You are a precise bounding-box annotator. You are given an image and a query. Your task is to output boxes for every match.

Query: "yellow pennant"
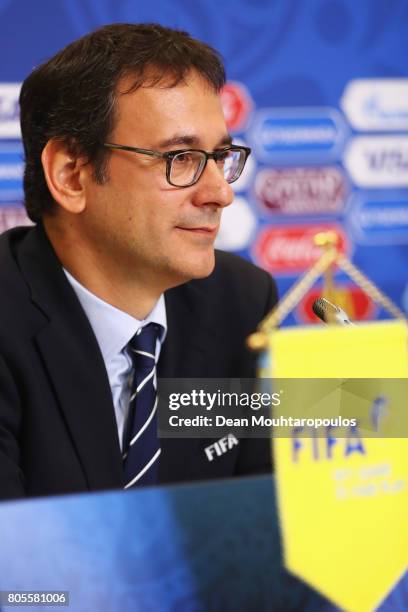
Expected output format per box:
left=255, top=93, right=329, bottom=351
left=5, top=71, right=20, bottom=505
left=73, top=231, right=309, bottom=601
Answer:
left=266, top=320, right=408, bottom=612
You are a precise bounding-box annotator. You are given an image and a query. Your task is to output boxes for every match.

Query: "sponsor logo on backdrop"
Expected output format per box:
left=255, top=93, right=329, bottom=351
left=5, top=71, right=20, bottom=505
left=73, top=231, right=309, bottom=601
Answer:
left=0, top=84, right=21, bottom=138
left=253, top=223, right=350, bottom=275
left=215, top=196, right=257, bottom=251
left=249, top=107, right=348, bottom=163
left=296, top=285, right=376, bottom=324
left=0, top=205, right=32, bottom=232
left=254, top=166, right=347, bottom=215
left=348, top=194, right=408, bottom=245
left=341, top=79, right=408, bottom=132
left=344, top=136, right=408, bottom=188
left=0, top=146, right=24, bottom=201
left=220, top=81, right=253, bottom=133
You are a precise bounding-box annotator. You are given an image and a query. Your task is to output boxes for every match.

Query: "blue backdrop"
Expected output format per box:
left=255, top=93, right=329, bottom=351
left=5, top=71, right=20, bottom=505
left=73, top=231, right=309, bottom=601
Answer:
left=0, top=0, right=407, bottom=324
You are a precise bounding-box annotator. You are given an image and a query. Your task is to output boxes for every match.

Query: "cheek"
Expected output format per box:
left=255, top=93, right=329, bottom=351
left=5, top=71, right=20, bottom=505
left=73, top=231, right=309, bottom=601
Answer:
left=124, top=202, right=174, bottom=250
left=103, top=164, right=185, bottom=237
left=128, top=191, right=185, bottom=234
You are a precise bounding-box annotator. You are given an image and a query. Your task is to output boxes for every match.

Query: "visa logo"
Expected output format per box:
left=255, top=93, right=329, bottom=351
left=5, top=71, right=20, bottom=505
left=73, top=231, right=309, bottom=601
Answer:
left=365, top=149, right=408, bottom=172
left=344, top=136, right=408, bottom=187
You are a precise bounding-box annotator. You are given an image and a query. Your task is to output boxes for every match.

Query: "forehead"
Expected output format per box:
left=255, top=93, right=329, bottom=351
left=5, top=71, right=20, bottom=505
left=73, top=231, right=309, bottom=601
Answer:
left=112, top=71, right=228, bottom=147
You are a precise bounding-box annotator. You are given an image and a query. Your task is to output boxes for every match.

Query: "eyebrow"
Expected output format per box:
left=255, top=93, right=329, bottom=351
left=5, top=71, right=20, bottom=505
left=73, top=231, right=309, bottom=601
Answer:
left=156, top=133, right=233, bottom=149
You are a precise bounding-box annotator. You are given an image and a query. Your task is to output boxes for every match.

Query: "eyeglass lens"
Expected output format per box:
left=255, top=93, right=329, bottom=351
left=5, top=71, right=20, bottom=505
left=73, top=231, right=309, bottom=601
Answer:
left=169, top=149, right=245, bottom=186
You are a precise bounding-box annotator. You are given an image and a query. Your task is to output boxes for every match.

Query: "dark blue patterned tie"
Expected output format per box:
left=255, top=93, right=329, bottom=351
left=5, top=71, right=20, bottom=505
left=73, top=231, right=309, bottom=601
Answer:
left=122, top=323, right=163, bottom=488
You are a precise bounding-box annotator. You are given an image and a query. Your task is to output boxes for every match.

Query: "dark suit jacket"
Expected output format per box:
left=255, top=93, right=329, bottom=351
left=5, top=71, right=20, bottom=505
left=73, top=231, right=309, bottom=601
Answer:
left=0, top=224, right=278, bottom=500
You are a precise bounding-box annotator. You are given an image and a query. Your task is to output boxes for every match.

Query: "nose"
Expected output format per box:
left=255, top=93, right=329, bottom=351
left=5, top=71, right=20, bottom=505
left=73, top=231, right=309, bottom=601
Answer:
left=192, top=158, right=234, bottom=208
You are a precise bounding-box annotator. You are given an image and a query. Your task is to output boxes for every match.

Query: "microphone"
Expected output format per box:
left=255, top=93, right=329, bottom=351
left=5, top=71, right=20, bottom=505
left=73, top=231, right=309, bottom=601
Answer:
left=312, top=297, right=354, bottom=325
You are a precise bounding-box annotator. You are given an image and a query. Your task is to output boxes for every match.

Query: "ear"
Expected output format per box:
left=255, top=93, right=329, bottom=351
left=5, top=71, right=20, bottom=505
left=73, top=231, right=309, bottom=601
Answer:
left=41, top=139, right=90, bottom=214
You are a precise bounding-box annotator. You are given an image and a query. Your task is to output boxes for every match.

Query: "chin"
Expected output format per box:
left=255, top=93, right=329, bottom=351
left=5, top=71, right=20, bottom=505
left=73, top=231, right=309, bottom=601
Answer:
left=171, top=251, right=216, bottom=283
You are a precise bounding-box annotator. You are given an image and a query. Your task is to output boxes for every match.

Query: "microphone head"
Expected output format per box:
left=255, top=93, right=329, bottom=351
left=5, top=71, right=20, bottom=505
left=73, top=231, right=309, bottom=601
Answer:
left=312, top=297, right=353, bottom=325
left=312, top=297, right=339, bottom=322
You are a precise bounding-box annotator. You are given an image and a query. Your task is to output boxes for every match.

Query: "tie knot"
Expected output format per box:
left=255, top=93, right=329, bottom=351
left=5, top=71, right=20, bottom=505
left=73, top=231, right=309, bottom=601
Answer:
left=129, top=323, right=163, bottom=367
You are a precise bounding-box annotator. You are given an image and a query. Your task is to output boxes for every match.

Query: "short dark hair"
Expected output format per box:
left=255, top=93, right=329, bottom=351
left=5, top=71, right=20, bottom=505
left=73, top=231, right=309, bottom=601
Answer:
left=19, top=23, right=226, bottom=222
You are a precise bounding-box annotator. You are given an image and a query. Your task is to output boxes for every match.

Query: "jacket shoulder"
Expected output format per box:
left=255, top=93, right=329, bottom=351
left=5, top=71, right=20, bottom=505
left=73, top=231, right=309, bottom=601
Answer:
left=0, top=226, right=31, bottom=282
left=206, top=249, right=277, bottom=308
left=214, top=249, right=273, bottom=285
left=0, top=226, right=36, bottom=326
left=184, top=249, right=278, bottom=327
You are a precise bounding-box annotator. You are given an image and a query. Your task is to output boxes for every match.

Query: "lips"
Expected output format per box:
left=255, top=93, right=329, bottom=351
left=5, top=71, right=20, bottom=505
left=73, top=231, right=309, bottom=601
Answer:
left=175, top=226, right=218, bottom=234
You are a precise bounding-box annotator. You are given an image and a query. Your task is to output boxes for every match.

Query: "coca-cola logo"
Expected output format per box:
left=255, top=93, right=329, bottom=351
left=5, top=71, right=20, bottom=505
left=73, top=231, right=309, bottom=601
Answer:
left=253, top=223, right=350, bottom=275
left=255, top=167, right=347, bottom=215
left=296, top=286, right=377, bottom=323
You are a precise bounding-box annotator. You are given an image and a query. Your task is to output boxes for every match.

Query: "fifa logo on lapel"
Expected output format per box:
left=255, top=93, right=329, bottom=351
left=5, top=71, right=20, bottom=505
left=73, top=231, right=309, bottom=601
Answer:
left=204, top=434, right=239, bottom=461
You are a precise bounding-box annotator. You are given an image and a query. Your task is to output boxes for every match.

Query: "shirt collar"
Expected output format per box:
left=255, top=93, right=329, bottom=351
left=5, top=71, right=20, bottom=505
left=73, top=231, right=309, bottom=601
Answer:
left=63, top=269, right=167, bottom=362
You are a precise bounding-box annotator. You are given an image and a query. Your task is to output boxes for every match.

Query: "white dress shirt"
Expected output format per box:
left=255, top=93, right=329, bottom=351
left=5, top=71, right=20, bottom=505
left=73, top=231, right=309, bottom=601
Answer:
left=64, top=269, right=167, bottom=450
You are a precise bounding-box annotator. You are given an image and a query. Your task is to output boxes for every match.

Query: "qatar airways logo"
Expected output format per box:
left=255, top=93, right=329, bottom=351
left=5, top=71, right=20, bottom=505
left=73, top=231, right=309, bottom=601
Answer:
left=253, top=223, right=350, bottom=275
left=254, top=166, right=347, bottom=215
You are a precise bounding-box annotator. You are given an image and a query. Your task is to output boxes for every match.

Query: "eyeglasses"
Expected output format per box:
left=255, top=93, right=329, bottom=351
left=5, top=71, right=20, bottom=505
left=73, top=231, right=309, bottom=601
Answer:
left=103, top=142, right=251, bottom=187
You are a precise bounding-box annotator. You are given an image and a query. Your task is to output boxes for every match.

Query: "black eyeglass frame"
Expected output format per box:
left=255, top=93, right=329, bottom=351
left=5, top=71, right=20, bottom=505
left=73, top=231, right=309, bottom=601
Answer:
left=103, top=142, right=251, bottom=187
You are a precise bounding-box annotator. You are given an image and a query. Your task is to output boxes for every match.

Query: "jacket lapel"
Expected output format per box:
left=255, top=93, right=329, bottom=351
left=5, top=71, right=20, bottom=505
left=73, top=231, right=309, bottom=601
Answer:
left=157, top=283, right=215, bottom=483
left=17, top=225, right=123, bottom=490
left=158, top=284, right=211, bottom=379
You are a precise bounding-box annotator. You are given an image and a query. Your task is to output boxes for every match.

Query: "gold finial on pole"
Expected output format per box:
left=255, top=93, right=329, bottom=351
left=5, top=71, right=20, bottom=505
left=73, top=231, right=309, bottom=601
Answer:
left=247, top=331, right=269, bottom=351
left=314, top=231, right=339, bottom=318
left=314, top=230, right=338, bottom=249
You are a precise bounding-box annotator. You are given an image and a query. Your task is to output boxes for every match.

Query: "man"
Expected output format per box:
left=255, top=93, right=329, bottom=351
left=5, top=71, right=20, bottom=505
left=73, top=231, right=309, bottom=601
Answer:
left=0, top=23, right=277, bottom=500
